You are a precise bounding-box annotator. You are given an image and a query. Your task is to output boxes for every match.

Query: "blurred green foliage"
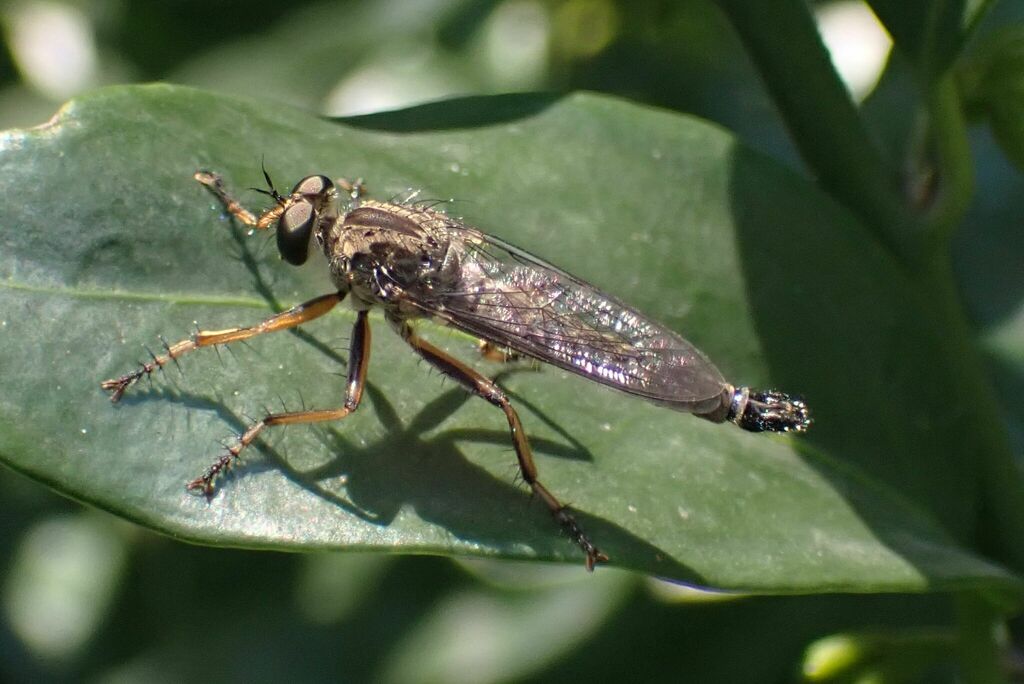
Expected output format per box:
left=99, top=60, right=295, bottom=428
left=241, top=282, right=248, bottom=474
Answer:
left=1, top=0, right=1023, bottom=682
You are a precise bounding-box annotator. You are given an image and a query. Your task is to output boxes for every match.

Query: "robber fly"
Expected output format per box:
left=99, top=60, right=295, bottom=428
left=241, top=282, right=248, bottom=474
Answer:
left=101, top=169, right=811, bottom=570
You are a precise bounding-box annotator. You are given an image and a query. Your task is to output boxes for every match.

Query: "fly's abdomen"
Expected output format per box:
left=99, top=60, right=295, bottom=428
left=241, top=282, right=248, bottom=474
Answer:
left=440, top=259, right=730, bottom=412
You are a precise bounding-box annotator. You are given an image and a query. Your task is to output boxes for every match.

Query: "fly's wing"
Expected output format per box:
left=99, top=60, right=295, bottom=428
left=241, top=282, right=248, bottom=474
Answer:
left=402, top=223, right=729, bottom=413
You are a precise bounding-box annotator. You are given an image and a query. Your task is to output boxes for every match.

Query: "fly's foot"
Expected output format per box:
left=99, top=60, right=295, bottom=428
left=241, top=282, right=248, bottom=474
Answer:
left=186, top=451, right=237, bottom=498
left=553, top=505, right=608, bottom=571
left=186, top=419, right=266, bottom=496
left=186, top=456, right=228, bottom=498
left=101, top=357, right=162, bottom=402
left=101, top=337, right=195, bottom=402
left=100, top=371, right=143, bottom=402
left=193, top=170, right=223, bottom=189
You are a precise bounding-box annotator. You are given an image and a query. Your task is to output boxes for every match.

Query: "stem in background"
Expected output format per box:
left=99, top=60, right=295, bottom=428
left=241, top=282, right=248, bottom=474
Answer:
left=913, top=73, right=1024, bottom=575
left=954, top=594, right=1005, bottom=683
left=923, top=250, right=1024, bottom=574
left=923, top=74, right=974, bottom=250
left=715, top=0, right=917, bottom=263
left=719, top=0, right=1024, bottom=575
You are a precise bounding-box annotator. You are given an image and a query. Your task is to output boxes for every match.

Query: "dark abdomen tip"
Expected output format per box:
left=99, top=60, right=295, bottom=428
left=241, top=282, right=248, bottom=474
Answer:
left=729, top=388, right=811, bottom=433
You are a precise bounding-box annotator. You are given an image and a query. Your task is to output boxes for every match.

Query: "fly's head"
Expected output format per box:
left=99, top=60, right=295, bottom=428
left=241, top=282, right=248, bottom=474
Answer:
left=270, top=175, right=338, bottom=266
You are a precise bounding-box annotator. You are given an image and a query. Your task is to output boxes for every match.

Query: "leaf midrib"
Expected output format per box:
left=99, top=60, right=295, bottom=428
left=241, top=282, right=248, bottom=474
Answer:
left=1, top=278, right=269, bottom=309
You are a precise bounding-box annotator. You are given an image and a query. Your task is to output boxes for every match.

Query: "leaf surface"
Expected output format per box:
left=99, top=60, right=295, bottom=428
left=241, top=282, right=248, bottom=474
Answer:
left=0, top=85, right=1017, bottom=597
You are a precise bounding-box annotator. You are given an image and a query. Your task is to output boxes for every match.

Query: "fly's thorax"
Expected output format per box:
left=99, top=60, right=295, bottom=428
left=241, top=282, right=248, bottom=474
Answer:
left=326, top=200, right=462, bottom=306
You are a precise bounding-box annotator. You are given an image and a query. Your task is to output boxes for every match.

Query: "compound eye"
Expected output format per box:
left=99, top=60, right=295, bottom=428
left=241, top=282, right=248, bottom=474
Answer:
left=276, top=199, right=315, bottom=265
left=291, top=175, right=333, bottom=197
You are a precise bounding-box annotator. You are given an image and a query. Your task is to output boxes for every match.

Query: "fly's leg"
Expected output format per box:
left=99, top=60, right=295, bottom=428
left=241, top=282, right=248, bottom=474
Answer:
left=194, top=170, right=286, bottom=230
left=337, top=177, right=367, bottom=203
left=186, top=309, right=372, bottom=495
left=100, top=293, right=344, bottom=401
left=477, top=340, right=525, bottom=363
left=195, top=170, right=366, bottom=223
left=390, top=315, right=608, bottom=570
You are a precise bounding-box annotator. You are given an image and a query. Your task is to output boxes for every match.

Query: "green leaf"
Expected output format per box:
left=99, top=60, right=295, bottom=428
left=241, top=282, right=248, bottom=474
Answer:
left=959, top=25, right=1024, bottom=172
left=868, top=0, right=995, bottom=80
left=980, top=310, right=1024, bottom=456
left=0, top=84, right=1019, bottom=598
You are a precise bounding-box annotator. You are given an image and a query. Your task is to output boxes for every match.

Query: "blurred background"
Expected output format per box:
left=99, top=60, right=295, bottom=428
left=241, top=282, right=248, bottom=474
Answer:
left=1, top=0, right=1022, bottom=681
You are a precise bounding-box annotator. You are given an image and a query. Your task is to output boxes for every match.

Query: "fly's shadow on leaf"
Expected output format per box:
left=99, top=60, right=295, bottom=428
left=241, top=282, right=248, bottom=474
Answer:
left=127, top=373, right=700, bottom=580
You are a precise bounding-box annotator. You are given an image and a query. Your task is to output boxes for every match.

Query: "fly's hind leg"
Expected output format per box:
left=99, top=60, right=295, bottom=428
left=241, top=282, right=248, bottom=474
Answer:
left=390, top=315, right=608, bottom=570
left=187, top=309, right=372, bottom=495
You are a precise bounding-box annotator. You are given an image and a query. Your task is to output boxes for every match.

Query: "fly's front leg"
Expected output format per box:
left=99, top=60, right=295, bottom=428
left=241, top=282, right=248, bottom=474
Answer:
left=100, top=293, right=343, bottom=401
left=389, top=315, right=608, bottom=570
left=194, top=170, right=285, bottom=230
left=187, top=309, right=372, bottom=495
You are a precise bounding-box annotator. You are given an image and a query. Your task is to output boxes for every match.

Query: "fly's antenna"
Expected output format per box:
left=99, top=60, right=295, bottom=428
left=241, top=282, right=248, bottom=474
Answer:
left=727, top=387, right=811, bottom=433
left=251, top=156, right=284, bottom=203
